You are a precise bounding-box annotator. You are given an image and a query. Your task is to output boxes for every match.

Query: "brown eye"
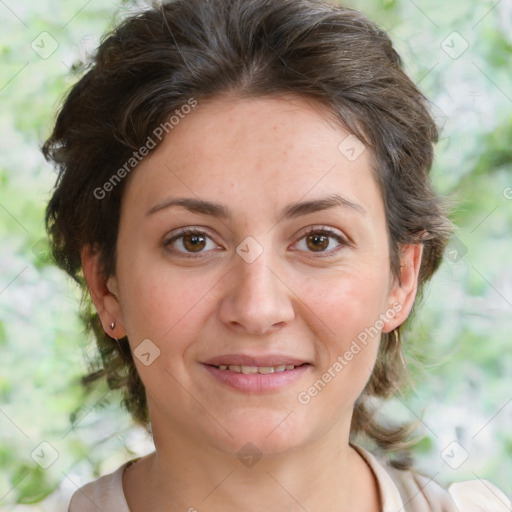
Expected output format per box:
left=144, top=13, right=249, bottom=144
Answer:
left=294, top=227, right=347, bottom=256
left=163, top=228, right=219, bottom=257
left=306, top=233, right=330, bottom=252
left=182, top=233, right=207, bottom=252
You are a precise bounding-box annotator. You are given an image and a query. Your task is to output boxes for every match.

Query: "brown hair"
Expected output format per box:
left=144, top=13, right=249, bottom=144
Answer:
left=43, top=0, right=452, bottom=461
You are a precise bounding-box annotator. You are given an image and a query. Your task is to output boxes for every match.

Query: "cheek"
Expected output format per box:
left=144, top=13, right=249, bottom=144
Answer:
left=297, top=268, right=391, bottom=341
left=295, top=269, right=388, bottom=397
left=118, top=260, right=217, bottom=346
left=118, top=266, right=219, bottom=394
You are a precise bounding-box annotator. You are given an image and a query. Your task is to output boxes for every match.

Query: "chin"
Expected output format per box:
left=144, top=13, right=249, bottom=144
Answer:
left=207, top=410, right=313, bottom=457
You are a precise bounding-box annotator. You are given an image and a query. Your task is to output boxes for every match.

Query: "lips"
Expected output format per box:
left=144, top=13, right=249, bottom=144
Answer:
left=202, top=360, right=311, bottom=393
left=200, top=353, right=312, bottom=393
left=202, top=354, right=310, bottom=367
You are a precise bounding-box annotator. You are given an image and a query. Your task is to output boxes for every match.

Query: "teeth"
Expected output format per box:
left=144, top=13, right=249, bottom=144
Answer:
left=216, top=364, right=299, bottom=374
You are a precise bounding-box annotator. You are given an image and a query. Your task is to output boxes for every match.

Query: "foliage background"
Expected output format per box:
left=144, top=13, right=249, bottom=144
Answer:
left=1, top=0, right=511, bottom=509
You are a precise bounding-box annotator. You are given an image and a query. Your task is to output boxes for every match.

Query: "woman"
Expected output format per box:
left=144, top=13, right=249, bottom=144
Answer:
left=42, top=0, right=510, bottom=510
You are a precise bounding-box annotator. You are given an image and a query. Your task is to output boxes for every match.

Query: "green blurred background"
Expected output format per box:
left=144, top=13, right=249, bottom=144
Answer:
left=1, top=0, right=511, bottom=509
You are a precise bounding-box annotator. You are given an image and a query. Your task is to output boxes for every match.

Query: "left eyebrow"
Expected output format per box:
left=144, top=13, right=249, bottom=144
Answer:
left=281, top=193, right=366, bottom=219
left=146, top=193, right=366, bottom=219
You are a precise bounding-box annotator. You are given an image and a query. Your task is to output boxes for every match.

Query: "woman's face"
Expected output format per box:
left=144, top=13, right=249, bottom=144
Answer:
left=98, top=94, right=420, bottom=456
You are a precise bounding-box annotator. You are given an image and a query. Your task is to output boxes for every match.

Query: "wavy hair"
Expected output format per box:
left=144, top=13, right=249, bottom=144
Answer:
left=43, top=0, right=452, bottom=463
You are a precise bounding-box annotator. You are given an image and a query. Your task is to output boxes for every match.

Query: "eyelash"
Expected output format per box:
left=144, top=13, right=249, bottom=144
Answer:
left=163, top=226, right=348, bottom=259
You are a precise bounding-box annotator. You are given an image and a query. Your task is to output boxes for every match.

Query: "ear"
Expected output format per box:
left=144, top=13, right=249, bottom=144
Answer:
left=81, top=245, right=126, bottom=339
left=382, top=243, right=424, bottom=333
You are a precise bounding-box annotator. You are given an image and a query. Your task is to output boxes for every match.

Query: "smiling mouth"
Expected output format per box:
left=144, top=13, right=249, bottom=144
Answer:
left=207, top=363, right=310, bottom=374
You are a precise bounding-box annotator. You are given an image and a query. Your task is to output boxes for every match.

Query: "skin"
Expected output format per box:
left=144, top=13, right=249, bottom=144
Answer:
left=82, top=94, right=423, bottom=512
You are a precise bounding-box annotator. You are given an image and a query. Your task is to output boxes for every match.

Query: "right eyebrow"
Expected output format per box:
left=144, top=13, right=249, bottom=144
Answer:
left=146, top=193, right=366, bottom=219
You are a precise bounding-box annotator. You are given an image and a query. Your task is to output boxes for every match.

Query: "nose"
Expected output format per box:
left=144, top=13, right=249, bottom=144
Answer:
left=217, top=248, right=295, bottom=336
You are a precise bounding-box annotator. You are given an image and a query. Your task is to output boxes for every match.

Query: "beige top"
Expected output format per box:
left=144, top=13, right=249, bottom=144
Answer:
left=68, top=446, right=511, bottom=511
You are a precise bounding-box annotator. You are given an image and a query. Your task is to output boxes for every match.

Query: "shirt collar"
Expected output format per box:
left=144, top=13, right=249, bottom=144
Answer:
left=352, top=444, right=405, bottom=512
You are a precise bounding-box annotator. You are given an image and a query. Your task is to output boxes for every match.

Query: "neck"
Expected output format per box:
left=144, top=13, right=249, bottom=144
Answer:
left=124, top=421, right=380, bottom=512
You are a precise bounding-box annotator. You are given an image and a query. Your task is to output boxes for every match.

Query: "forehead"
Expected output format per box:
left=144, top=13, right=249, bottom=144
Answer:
left=122, top=94, right=382, bottom=220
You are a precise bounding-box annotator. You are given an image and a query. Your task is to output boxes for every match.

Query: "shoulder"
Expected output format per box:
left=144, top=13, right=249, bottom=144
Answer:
left=389, top=465, right=510, bottom=512
left=354, top=445, right=511, bottom=512
left=385, top=463, right=458, bottom=512
left=67, top=460, right=136, bottom=512
left=447, top=479, right=512, bottom=512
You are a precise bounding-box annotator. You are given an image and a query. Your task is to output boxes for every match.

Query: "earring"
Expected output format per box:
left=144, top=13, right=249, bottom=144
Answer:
left=107, top=320, right=129, bottom=358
